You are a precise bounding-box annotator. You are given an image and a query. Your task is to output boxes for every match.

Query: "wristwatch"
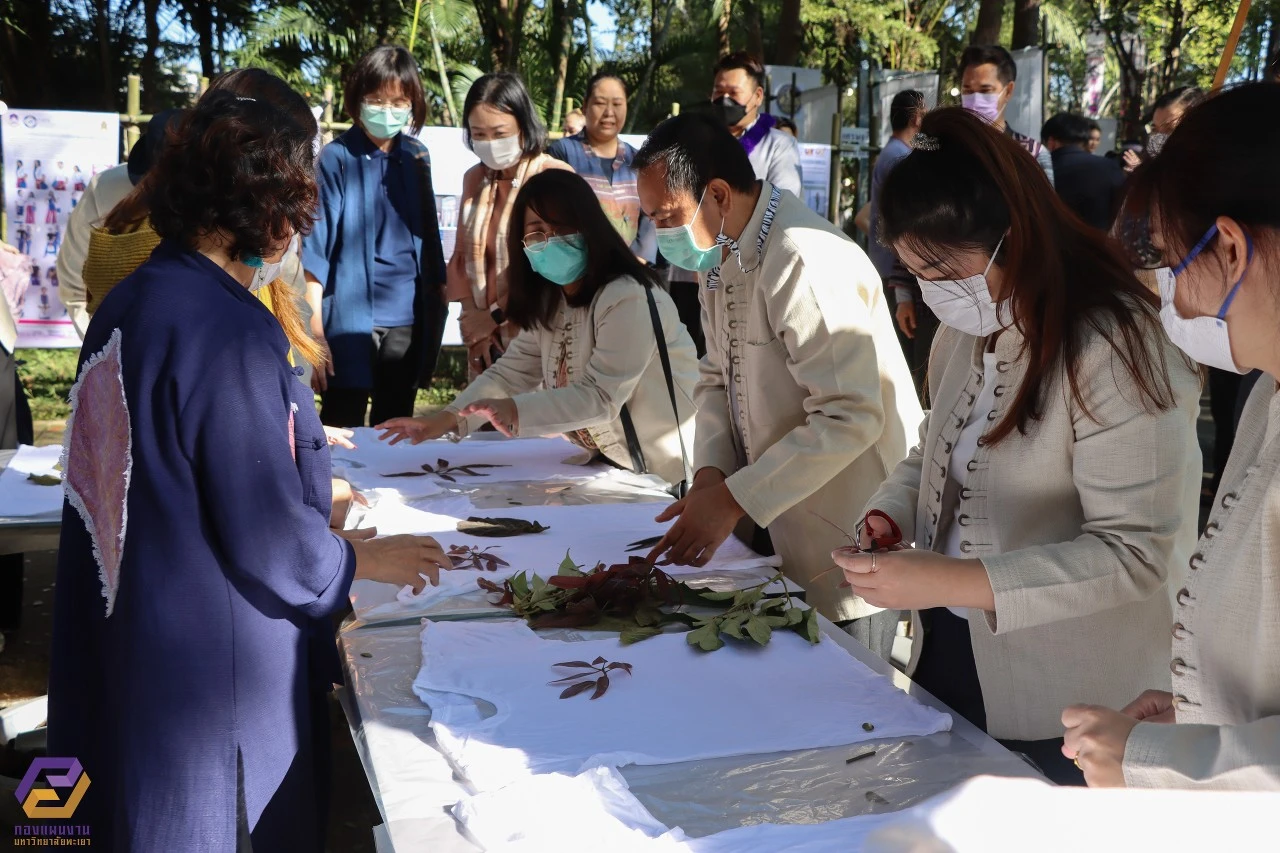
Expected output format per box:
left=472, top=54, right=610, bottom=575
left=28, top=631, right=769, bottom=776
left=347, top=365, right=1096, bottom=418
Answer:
left=490, top=307, right=506, bottom=326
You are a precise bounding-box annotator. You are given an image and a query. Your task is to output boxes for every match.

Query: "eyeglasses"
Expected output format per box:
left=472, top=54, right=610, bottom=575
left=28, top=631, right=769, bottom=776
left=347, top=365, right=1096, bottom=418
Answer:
left=522, top=230, right=554, bottom=252
left=363, top=97, right=412, bottom=110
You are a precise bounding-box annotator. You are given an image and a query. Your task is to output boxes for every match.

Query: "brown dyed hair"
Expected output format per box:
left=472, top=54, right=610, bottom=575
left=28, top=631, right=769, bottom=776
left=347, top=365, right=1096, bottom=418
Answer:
left=878, top=107, right=1177, bottom=444
left=106, top=70, right=324, bottom=367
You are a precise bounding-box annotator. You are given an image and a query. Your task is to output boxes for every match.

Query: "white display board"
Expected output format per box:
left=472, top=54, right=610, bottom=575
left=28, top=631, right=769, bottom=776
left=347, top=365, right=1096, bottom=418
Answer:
left=1006, top=48, right=1045, bottom=143
left=2, top=109, right=119, bottom=348
left=797, top=143, right=832, bottom=217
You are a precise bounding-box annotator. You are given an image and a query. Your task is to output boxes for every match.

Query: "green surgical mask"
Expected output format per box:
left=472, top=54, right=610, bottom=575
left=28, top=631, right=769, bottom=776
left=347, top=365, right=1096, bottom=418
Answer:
left=524, top=234, right=588, bottom=285
left=361, top=104, right=411, bottom=140
left=655, top=189, right=723, bottom=273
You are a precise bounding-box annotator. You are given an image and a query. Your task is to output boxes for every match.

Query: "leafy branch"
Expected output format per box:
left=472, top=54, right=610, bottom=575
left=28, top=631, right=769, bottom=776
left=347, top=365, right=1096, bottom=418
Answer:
left=457, top=517, right=550, bottom=537
left=446, top=544, right=510, bottom=571
left=549, top=656, right=633, bottom=700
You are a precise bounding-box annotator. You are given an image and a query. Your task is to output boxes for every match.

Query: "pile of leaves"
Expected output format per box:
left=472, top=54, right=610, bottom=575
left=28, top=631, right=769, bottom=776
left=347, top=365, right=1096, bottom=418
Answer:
left=478, top=554, right=820, bottom=652
left=384, top=458, right=509, bottom=482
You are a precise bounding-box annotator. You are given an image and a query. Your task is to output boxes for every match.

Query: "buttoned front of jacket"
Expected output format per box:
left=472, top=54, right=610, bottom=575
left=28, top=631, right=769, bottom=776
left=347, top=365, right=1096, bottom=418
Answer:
left=865, top=314, right=1203, bottom=740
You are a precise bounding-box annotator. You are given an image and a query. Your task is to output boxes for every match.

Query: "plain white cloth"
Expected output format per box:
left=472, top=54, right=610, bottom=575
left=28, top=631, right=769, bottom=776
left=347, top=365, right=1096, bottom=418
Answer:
left=333, top=430, right=606, bottom=497
left=0, top=445, right=64, bottom=517
left=414, top=620, right=952, bottom=792
left=943, top=351, right=1000, bottom=618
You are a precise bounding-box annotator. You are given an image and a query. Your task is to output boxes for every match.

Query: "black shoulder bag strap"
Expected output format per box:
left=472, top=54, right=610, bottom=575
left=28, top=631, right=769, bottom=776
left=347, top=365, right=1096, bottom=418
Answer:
left=618, top=286, right=690, bottom=498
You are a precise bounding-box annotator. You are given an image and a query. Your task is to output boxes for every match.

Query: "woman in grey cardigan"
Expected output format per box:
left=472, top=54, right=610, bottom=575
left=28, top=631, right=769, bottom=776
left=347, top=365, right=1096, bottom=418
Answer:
left=833, top=109, right=1203, bottom=784
left=1063, top=84, right=1280, bottom=790
left=378, top=170, right=696, bottom=489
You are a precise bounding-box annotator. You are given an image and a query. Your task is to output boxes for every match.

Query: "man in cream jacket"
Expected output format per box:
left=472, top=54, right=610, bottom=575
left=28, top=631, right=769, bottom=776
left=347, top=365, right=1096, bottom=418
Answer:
left=636, top=114, right=923, bottom=656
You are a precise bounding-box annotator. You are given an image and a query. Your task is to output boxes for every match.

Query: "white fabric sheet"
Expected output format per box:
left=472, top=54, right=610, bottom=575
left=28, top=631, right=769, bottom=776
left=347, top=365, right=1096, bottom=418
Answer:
left=332, top=431, right=606, bottom=497
left=414, top=620, right=952, bottom=792
left=350, top=499, right=782, bottom=623
left=0, top=445, right=64, bottom=518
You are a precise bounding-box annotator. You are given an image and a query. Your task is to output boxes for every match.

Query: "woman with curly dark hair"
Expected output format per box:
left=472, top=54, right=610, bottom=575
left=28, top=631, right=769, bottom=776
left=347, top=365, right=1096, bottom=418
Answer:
left=46, top=78, right=453, bottom=851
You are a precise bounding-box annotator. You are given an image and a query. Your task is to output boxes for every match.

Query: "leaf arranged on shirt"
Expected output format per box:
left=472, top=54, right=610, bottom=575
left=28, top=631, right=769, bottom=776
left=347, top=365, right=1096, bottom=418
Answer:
left=457, top=516, right=551, bottom=537
left=447, top=544, right=510, bottom=572
left=550, top=657, right=634, bottom=701
left=478, top=554, right=819, bottom=652
left=411, top=459, right=512, bottom=483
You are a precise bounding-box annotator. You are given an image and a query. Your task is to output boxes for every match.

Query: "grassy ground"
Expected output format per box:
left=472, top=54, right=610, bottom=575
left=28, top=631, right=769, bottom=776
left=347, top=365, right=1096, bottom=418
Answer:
left=17, top=345, right=470, bottom=422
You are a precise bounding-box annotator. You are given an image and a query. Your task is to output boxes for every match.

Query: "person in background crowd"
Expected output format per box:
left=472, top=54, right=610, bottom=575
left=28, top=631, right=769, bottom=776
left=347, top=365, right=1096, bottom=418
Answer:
left=47, top=81, right=454, bottom=851
left=837, top=108, right=1202, bottom=785
left=379, top=170, right=697, bottom=488
left=0, top=244, right=32, bottom=645
left=636, top=114, right=922, bottom=660
left=1041, top=112, right=1125, bottom=231
left=56, top=109, right=182, bottom=338
left=669, top=52, right=805, bottom=358
left=959, top=45, right=1054, bottom=186
left=305, top=46, right=448, bottom=428
left=1062, top=84, right=1280, bottom=791
left=447, top=72, right=573, bottom=379
left=563, top=108, right=586, bottom=138
left=1087, top=120, right=1103, bottom=153
left=548, top=73, right=657, bottom=263
left=775, top=116, right=798, bottom=137
left=1124, top=86, right=1203, bottom=172
left=870, top=89, right=937, bottom=399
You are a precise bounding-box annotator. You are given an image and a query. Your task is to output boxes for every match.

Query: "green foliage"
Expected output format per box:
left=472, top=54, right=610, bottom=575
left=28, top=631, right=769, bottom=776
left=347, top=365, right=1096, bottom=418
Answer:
left=16, top=348, right=77, bottom=423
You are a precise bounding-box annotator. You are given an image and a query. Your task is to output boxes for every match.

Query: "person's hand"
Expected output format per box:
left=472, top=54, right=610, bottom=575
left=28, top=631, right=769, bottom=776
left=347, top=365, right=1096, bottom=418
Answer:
left=376, top=411, right=460, bottom=446
left=311, top=342, right=334, bottom=393
left=460, top=308, right=498, bottom=348
left=1120, top=689, right=1176, bottom=724
left=1061, top=704, right=1140, bottom=787
left=352, top=534, right=454, bottom=593
left=459, top=397, right=518, bottom=437
left=0, top=242, right=18, bottom=255
left=336, top=526, right=377, bottom=542
left=834, top=548, right=978, bottom=610
left=468, top=338, right=503, bottom=373
left=646, top=468, right=744, bottom=567
left=324, top=426, right=356, bottom=450
left=896, top=301, right=917, bottom=339
left=1123, top=149, right=1142, bottom=173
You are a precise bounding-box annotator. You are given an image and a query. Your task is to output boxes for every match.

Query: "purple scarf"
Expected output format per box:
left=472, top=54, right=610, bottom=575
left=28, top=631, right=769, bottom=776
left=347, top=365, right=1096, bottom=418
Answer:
left=739, top=113, right=777, bottom=157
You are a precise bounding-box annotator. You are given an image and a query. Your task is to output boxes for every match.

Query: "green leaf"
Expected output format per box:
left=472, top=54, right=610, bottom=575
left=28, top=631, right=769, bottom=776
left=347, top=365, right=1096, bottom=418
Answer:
left=785, top=607, right=806, bottom=626
left=745, top=615, right=772, bottom=645
left=760, top=597, right=788, bottom=612
left=633, top=603, right=663, bottom=627
left=734, top=588, right=764, bottom=607
left=619, top=626, right=663, bottom=645
left=557, top=551, right=583, bottom=576
left=686, top=623, right=724, bottom=652
left=720, top=613, right=747, bottom=639
left=801, top=609, right=821, bottom=644
left=763, top=614, right=790, bottom=628
left=697, top=631, right=725, bottom=652
left=509, top=573, right=530, bottom=598
left=695, top=589, right=738, bottom=602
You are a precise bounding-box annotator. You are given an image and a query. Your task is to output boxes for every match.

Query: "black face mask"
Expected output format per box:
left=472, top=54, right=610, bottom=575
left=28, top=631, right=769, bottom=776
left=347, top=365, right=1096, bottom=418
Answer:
left=710, top=95, right=748, bottom=128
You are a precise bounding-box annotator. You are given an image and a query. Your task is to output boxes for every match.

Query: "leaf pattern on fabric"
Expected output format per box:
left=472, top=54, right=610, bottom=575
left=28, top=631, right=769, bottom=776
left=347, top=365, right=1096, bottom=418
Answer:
left=288, top=403, right=298, bottom=462
left=62, top=328, right=133, bottom=618
left=553, top=326, right=598, bottom=452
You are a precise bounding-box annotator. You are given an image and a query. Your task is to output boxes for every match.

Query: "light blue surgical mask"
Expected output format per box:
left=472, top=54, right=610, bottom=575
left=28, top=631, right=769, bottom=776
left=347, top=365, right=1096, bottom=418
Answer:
left=361, top=104, right=412, bottom=140
left=524, top=234, right=588, bottom=286
left=656, top=190, right=723, bottom=273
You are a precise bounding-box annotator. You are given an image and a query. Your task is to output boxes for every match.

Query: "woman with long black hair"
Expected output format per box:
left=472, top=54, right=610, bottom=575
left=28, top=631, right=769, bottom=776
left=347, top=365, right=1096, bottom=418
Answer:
left=833, top=108, right=1203, bottom=784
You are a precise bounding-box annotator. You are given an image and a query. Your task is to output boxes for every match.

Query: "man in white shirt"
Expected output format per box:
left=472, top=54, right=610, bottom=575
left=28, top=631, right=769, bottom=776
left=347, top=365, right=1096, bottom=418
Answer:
left=636, top=114, right=922, bottom=658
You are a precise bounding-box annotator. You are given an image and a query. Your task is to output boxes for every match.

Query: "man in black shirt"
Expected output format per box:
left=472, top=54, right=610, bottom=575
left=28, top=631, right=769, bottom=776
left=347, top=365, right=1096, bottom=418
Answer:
left=1041, top=112, right=1126, bottom=231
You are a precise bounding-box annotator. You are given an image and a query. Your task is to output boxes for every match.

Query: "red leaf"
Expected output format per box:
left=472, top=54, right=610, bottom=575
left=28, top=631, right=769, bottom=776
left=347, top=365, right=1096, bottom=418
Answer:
left=590, top=675, right=610, bottom=700
left=604, top=662, right=633, bottom=675
left=559, top=680, right=595, bottom=699
left=591, top=656, right=607, bottom=665
left=547, top=575, right=589, bottom=589
left=549, top=674, right=596, bottom=685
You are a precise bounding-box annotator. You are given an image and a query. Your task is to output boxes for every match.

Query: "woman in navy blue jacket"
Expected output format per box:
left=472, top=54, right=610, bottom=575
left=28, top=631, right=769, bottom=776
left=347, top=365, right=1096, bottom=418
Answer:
left=48, top=78, right=452, bottom=851
left=303, top=46, right=448, bottom=428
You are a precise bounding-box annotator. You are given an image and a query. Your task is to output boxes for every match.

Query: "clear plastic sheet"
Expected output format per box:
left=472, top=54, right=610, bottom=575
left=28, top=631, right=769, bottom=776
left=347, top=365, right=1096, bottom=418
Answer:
left=339, top=619, right=1042, bottom=850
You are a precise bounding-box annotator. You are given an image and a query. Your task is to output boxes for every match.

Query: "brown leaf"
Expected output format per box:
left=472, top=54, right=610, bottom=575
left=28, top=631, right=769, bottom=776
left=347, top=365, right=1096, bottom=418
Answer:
left=591, top=656, right=607, bottom=665
left=439, top=474, right=457, bottom=483
left=559, top=680, right=596, bottom=699
left=603, top=662, right=633, bottom=675
left=549, top=674, right=597, bottom=684
left=438, top=459, right=449, bottom=470
left=384, top=471, right=429, bottom=478
left=553, top=661, right=597, bottom=668
left=590, top=675, right=610, bottom=700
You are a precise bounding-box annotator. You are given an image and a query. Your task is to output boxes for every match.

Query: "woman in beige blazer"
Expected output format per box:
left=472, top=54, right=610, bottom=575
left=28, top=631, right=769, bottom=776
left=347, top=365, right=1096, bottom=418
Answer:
left=379, top=170, right=697, bottom=488
left=833, top=109, right=1203, bottom=784
left=1062, top=84, right=1280, bottom=790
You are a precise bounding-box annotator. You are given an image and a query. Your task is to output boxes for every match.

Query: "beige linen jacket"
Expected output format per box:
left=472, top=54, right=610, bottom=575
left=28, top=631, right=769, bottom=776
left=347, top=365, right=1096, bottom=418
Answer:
left=864, top=316, right=1203, bottom=740
left=57, top=164, right=133, bottom=338
left=447, top=275, right=697, bottom=487
left=1124, top=378, right=1280, bottom=790
left=697, top=183, right=923, bottom=622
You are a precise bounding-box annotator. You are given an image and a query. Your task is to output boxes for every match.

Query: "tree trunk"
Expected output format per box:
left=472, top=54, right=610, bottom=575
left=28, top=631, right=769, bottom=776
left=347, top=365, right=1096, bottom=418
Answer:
left=583, top=0, right=596, bottom=73
left=1011, top=0, right=1040, bottom=49
left=745, top=0, right=763, bottom=59
left=189, top=0, right=216, bottom=79
left=96, top=0, right=113, bottom=108
left=140, top=0, right=161, bottom=110
left=549, top=0, right=573, bottom=131
left=972, top=0, right=1005, bottom=45
left=472, top=0, right=531, bottom=70
left=718, top=0, right=732, bottom=57
left=627, top=0, right=677, bottom=131
left=775, top=0, right=802, bottom=64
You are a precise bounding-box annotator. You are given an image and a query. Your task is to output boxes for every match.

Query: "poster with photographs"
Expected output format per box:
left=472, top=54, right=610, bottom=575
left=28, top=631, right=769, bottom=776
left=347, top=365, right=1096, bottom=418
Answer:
left=2, top=109, right=119, bottom=348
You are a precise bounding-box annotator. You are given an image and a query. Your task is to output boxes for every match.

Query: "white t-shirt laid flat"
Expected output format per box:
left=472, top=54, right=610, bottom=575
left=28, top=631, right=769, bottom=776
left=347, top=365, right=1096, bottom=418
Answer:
left=943, top=351, right=1001, bottom=619
left=413, top=619, right=952, bottom=792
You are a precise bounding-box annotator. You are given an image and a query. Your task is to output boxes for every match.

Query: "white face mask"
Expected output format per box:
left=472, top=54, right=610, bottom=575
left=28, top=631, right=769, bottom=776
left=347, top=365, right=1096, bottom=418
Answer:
left=915, top=235, right=1008, bottom=338
left=472, top=135, right=523, bottom=171
left=1156, top=229, right=1250, bottom=374
left=250, top=235, right=297, bottom=292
